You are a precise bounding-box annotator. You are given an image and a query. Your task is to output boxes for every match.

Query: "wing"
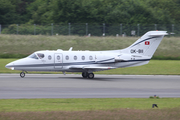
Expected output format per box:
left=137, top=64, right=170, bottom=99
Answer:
left=69, top=66, right=116, bottom=70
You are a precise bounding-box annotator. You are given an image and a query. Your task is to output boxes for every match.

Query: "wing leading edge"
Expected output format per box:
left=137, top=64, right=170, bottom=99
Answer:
left=69, top=66, right=116, bottom=70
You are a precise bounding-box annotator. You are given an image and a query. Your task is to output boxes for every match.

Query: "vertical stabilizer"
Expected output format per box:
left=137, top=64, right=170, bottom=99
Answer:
left=121, top=31, right=168, bottom=58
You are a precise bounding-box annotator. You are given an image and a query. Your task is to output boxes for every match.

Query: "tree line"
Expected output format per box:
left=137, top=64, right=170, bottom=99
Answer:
left=0, top=0, right=180, bottom=25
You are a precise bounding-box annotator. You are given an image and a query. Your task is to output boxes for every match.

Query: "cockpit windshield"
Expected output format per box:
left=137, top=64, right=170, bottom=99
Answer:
left=28, top=53, right=38, bottom=59
left=37, top=53, right=45, bottom=59
left=28, top=53, right=45, bottom=59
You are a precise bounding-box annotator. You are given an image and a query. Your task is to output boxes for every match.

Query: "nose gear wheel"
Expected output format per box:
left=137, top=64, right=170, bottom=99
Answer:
left=20, top=72, right=25, bottom=78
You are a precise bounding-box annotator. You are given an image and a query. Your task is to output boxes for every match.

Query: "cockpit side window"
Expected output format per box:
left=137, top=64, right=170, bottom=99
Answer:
left=28, top=53, right=38, bottom=59
left=37, top=53, right=45, bottom=59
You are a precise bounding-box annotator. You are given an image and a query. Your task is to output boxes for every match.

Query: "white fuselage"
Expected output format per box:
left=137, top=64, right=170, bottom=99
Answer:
left=5, top=50, right=150, bottom=72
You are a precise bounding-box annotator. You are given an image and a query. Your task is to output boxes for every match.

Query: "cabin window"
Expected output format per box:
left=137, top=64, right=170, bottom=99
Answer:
left=66, top=55, right=69, bottom=60
left=82, top=56, right=85, bottom=60
left=48, top=55, right=52, bottom=60
left=74, top=56, right=77, bottom=60
left=57, top=55, right=60, bottom=60
left=28, top=53, right=38, bottom=59
left=37, top=53, right=45, bottom=59
left=89, top=56, right=93, bottom=60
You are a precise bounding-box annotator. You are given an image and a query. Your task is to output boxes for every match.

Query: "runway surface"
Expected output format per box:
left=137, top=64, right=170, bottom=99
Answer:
left=0, top=74, right=180, bottom=99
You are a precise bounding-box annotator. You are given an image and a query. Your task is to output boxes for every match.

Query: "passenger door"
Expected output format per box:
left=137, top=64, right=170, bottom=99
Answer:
left=54, top=53, right=63, bottom=69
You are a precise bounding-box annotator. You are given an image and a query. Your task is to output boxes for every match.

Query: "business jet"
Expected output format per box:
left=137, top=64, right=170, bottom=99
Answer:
left=5, top=31, right=168, bottom=79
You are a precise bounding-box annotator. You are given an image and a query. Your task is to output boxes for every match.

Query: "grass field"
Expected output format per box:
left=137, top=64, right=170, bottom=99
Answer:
left=0, top=34, right=180, bottom=59
left=0, top=98, right=180, bottom=120
left=1, top=59, right=180, bottom=75
left=1, top=98, right=180, bottom=112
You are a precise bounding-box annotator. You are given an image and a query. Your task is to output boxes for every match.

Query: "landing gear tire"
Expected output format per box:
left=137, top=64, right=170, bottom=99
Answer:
left=82, top=72, right=88, bottom=78
left=20, top=72, right=25, bottom=78
left=88, top=73, right=94, bottom=79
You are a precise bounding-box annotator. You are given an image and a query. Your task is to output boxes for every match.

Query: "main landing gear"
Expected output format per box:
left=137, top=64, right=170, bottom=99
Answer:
left=20, top=71, right=27, bottom=78
left=82, top=72, right=94, bottom=79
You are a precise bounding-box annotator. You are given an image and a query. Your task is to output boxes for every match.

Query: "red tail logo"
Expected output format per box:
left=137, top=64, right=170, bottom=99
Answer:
left=145, top=41, right=150, bottom=45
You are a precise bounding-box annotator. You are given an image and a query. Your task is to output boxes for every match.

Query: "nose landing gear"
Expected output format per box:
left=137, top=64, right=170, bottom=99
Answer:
left=20, top=71, right=27, bottom=78
left=82, top=72, right=94, bottom=79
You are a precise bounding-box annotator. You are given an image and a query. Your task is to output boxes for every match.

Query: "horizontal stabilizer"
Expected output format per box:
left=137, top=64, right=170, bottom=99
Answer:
left=149, top=32, right=168, bottom=36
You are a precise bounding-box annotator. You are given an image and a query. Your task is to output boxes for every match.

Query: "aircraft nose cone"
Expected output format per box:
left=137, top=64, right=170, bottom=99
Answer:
left=5, top=63, right=10, bottom=68
left=5, top=62, right=14, bottom=70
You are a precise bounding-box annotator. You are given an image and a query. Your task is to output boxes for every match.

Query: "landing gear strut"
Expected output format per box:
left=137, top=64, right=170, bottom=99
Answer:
left=82, top=72, right=94, bottom=79
left=20, top=72, right=25, bottom=78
